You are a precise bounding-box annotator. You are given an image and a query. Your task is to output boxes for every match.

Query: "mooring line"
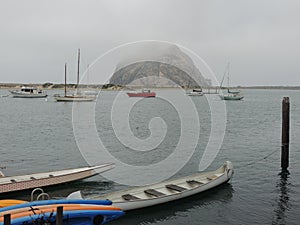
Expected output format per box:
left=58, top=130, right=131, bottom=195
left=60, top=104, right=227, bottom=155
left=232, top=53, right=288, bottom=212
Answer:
left=235, top=148, right=279, bottom=169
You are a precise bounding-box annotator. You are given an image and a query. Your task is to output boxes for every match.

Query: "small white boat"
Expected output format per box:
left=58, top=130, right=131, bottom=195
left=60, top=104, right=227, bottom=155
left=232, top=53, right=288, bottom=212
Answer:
left=0, top=163, right=114, bottom=194
left=219, top=62, right=244, bottom=101
left=187, top=88, right=204, bottom=96
left=91, top=161, right=233, bottom=211
left=9, top=87, right=47, bottom=98
left=219, top=89, right=244, bottom=100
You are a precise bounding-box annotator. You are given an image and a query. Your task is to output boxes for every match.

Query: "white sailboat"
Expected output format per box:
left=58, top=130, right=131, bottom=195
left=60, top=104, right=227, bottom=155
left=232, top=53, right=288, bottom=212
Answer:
left=219, top=63, right=243, bottom=100
left=54, top=49, right=96, bottom=102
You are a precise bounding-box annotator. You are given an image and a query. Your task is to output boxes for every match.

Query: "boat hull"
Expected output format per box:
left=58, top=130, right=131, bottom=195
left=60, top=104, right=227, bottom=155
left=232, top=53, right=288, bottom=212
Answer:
left=187, top=92, right=204, bottom=96
left=54, top=95, right=96, bottom=102
left=219, top=95, right=244, bottom=100
left=3, top=210, right=124, bottom=225
left=9, top=91, right=47, bottom=98
left=127, top=92, right=156, bottom=98
left=0, top=201, right=124, bottom=225
left=0, top=200, right=27, bottom=209
left=0, top=199, right=113, bottom=213
left=94, top=161, right=233, bottom=211
left=0, top=164, right=114, bottom=194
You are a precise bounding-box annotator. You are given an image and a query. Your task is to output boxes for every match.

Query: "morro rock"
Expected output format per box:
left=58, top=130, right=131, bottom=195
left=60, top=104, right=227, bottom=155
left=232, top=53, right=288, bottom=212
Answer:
left=109, top=45, right=207, bottom=88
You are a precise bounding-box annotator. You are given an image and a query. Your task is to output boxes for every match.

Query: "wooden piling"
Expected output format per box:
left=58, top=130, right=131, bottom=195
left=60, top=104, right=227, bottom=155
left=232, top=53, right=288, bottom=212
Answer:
left=4, top=214, right=11, bottom=225
left=281, top=97, right=290, bottom=170
left=56, top=206, right=63, bottom=225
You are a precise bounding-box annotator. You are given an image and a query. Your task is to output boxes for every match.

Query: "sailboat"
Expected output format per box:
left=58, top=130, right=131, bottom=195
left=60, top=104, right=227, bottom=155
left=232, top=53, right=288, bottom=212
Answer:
left=219, top=63, right=243, bottom=100
left=54, top=49, right=96, bottom=102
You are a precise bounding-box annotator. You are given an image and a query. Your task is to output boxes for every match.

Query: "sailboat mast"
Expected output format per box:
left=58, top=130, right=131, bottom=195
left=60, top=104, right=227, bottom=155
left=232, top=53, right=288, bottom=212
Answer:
left=77, top=48, right=80, bottom=92
left=227, top=62, right=230, bottom=89
left=64, top=63, right=67, bottom=97
left=87, top=64, right=90, bottom=87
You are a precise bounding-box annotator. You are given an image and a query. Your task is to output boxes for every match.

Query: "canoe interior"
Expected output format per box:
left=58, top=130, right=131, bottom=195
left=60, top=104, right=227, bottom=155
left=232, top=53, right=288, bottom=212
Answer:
left=93, top=162, right=232, bottom=205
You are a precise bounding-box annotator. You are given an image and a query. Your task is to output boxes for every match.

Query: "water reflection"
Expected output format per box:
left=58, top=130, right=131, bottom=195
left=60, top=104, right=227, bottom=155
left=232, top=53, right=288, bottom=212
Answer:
left=272, top=170, right=291, bottom=225
left=109, top=183, right=234, bottom=225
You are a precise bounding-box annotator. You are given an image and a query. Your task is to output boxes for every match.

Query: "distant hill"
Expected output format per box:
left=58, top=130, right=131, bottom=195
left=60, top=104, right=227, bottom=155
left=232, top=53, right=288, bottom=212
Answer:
left=109, top=45, right=207, bottom=88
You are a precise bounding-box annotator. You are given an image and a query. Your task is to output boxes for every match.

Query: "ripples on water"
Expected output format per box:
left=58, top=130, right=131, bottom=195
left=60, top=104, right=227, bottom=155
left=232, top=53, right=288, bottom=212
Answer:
left=0, top=89, right=299, bottom=225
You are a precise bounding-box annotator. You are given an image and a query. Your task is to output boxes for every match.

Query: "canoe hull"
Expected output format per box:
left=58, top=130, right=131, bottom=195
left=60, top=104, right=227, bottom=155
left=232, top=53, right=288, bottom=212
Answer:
left=0, top=164, right=114, bottom=194
left=95, top=161, right=233, bottom=211
left=115, top=174, right=231, bottom=211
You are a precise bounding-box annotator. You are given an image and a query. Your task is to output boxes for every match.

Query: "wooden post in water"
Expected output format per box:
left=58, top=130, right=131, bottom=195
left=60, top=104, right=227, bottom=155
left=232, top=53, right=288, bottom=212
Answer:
left=64, top=63, right=67, bottom=97
left=56, top=206, right=63, bottom=225
left=4, top=214, right=11, bottom=225
left=281, top=97, right=290, bottom=170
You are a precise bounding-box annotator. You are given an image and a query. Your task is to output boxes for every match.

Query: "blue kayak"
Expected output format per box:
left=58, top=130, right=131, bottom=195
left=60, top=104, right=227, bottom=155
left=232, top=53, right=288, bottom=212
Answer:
left=0, top=209, right=124, bottom=225
left=0, top=199, right=112, bottom=212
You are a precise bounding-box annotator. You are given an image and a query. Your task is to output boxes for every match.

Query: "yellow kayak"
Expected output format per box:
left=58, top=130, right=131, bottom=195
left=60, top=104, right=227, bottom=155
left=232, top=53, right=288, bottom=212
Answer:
left=0, top=199, right=28, bottom=208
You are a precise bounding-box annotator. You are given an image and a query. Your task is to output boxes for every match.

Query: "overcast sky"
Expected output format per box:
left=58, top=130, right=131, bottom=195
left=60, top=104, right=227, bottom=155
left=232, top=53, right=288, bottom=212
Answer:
left=0, top=0, right=299, bottom=86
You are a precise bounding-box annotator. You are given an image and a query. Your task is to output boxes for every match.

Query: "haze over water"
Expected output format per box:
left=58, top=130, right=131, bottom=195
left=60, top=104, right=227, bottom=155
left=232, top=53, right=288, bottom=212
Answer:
left=0, top=88, right=299, bottom=225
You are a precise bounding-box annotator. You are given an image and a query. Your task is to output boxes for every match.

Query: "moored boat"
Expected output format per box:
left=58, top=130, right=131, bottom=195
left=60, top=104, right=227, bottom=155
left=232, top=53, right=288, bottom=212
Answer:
left=187, top=88, right=204, bottom=96
left=54, top=49, right=96, bottom=102
left=0, top=163, right=114, bottom=194
left=219, top=62, right=244, bottom=101
left=219, top=89, right=244, bottom=100
left=55, top=94, right=96, bottom=102
left=91, top=161, right=233, bottom=211
left=9, top=87, right=47, bottom=98
left=127, top=89, right=156, bottom=98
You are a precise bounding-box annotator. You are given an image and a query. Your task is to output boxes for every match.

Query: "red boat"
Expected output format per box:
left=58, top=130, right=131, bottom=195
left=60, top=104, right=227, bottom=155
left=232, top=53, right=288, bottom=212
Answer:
left=127, top=89, right=156, bottom=98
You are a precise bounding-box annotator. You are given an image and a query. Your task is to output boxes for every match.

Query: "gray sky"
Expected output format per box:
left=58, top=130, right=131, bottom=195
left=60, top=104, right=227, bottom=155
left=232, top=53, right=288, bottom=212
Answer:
left=0, top=0, right=299, bottom=86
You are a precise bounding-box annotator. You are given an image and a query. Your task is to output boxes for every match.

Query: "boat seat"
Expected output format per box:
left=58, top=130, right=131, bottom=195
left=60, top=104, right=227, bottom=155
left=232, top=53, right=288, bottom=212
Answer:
left=30, top=177, right=36, bottom=180
left=144, top=189, right=166, bottom=197
left=186, top=180, right=204, bottom=186
left=10, top=179, right=17, bottom=183
left=207, top=175, right=218, bottom=180
left=165, top=184, right=187, bottom=192
left=49, top=174, right=54, bottom=177
left=122, top=194, right=140, bottom=201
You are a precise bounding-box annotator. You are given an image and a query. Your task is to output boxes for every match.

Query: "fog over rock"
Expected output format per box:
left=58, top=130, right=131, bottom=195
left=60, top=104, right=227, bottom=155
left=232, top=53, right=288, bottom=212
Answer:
left=110, top=45, right=208, bottom=87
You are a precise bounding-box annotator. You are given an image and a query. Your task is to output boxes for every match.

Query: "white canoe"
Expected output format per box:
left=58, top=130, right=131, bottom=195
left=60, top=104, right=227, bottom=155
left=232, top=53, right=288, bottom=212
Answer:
left=91, top=161, right=233, bottom=211
left=0, top=163, right=114, bottom=194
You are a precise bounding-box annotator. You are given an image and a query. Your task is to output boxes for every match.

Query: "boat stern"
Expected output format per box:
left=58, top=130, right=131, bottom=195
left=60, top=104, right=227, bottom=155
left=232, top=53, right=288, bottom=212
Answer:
left=224, top=161, right=234, bottom=180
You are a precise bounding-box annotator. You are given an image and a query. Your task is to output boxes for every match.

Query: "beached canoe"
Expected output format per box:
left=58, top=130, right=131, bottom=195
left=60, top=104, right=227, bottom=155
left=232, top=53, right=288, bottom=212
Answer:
left=91, top=161, right=233, bottom=211
left=0, top=163, right=114, bottom=194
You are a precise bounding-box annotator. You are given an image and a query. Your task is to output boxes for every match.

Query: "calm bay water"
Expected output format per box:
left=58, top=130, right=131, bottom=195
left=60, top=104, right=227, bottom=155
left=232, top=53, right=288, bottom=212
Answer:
left=0, top=89, right=299, bottom=225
